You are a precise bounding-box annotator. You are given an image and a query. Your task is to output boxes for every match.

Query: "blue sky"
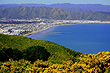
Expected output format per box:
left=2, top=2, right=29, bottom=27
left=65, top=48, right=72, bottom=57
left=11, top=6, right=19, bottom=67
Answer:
left=0, top=0, right=110, bottom=5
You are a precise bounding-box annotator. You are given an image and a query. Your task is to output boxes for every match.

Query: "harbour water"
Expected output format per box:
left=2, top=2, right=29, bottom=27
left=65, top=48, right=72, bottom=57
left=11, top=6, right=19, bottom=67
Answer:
left=27, top=23, right=110, bottom=54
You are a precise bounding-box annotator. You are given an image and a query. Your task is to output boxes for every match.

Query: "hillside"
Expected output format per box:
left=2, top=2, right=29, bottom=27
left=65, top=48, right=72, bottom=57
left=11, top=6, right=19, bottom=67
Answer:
left=0, top=6, right=110, bottom=21
left=0, top=34, right=81, bottom=63
left=0, top=35, right=110, bottom=73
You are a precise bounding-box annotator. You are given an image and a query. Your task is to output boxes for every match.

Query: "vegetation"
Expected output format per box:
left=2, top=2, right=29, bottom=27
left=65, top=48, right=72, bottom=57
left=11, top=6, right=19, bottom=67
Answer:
left=0, top=46, right=50, bottom=63
left=0, top=6, right=110, bottom=21
left=22, top=46, right=50, bottom=63
left=0, top=48, right=15, bottom=62
left=0, top=51, right=110, bottom=73
left=0, top=34, right=81, bottom=63
left=0, top=34, right=110, bottom=72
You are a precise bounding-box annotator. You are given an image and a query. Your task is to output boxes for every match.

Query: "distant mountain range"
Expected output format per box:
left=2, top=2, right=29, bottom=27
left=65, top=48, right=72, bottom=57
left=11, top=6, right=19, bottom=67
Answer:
left=0, top=3, right=110, bottom=12
left=0, top=6, right=110, bottom=21
left=47, top=3, right=110, bottom=12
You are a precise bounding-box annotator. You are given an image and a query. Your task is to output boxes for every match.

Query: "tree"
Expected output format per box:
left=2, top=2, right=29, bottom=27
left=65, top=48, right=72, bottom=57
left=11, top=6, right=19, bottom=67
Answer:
left=0, top=48, right=23, bottom=62
left=22, top=46, right=50, bottom=63
left=0, top=49, right=5, bottom=61
left=1, top=48, right=13, bottom=61
left=13, top=49, right=23, bottom=60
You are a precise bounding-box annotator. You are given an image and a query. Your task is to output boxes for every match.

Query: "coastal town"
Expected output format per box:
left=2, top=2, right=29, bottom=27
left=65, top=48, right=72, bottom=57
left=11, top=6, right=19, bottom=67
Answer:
left=0, top=18, right=110, bottom=36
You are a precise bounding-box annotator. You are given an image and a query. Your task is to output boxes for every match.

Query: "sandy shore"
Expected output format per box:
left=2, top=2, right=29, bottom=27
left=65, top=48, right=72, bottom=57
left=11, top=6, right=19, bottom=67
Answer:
left=23, top=23, right=75, bottom=36
left=23, top=25, right=58, bottom=36
left=23, top=23, right=81, bottom=37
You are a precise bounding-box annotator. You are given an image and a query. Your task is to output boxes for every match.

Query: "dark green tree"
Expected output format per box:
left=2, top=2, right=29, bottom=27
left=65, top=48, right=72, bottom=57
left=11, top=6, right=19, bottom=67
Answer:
left=0, top=49, right=5, bottom=61
left=22, top=46, right=50, bottom=63
left=13, top=49, right=23, bottom=60
left=0, top=48, right=13, bottom=61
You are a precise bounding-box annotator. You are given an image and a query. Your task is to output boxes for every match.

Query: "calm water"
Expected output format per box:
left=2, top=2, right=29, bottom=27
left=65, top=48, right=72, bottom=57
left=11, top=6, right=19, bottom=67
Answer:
left=27, top=23, right=110, bottom=54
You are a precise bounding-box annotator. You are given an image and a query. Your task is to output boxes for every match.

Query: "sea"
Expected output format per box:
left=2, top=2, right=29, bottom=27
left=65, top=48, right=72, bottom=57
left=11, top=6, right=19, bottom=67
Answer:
left=27, top=23, right=110, bottom=54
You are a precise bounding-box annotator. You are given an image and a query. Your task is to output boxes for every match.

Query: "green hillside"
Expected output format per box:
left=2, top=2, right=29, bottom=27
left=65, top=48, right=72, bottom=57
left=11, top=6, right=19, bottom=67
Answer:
left=0, top=34, right=110, bottom=73
left=0, top=34, right=81, bottom=63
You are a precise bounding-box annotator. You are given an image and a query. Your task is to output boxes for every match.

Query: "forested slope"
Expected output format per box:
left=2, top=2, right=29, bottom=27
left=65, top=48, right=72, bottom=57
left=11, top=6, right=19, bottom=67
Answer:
left=0, top=34, right=81, bottom=63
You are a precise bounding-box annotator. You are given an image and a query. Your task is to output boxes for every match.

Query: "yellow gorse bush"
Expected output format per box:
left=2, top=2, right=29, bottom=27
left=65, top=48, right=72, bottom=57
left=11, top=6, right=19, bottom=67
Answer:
left=77, top=51, right=110, bottom=73
left=0, top=51, right=110, bottom=73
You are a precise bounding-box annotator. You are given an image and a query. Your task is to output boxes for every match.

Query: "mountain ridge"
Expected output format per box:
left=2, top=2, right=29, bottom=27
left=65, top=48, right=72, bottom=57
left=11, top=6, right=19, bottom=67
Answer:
left=0, top=6, right=110, bottom=21
left=0, top=3, right=110, bottom=12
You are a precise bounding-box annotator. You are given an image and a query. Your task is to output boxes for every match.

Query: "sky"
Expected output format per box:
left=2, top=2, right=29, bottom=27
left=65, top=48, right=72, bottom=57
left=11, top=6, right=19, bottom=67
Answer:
left=0, top=0, right=110, bottom=5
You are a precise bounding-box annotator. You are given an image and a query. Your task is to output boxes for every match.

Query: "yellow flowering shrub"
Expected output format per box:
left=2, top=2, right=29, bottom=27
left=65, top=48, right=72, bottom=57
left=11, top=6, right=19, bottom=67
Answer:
left=75, top=51, right=110, bottom=73
left=0, top=51, right=110, bottom=73
left=0, top=59, right=33, bottom=73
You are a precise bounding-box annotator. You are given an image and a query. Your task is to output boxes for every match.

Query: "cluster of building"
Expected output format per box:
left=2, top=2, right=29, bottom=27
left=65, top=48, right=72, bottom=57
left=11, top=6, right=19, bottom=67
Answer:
left=0, top=18, right=110, bottom=36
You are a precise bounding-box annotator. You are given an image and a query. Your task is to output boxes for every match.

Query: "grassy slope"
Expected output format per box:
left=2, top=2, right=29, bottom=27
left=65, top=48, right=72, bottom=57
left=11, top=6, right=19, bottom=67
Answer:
left=0, top=34, right=81, bottom=63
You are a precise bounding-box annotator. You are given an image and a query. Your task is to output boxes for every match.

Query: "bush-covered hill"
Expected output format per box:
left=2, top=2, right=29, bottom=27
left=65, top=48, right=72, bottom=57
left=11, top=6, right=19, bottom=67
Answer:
left=0, top=6, right=110, bottom=21
left=0, top=34, right=81, bottom=63
left=0, top=51, right=110, bottom=73
left=0, top=34, right=110, bottom=73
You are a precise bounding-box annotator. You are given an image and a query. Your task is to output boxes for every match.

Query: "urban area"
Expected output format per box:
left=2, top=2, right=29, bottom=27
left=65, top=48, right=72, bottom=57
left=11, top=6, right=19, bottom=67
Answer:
left=0, top=18, right=110, bottom=36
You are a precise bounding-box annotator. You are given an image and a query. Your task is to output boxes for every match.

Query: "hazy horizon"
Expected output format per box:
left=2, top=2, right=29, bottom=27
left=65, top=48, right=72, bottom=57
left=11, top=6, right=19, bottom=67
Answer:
left=0, top=3, right=110, bottom=6
left=0, top=0, right=110, bottom=5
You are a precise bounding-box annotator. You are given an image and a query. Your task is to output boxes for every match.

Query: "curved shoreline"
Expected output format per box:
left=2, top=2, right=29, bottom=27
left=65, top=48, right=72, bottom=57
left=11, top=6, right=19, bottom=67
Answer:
left=23, top=25, right=55, bottom=36
left=23, top=23, right=110, bottom=37
left=23, top=23, right=76, bottom=36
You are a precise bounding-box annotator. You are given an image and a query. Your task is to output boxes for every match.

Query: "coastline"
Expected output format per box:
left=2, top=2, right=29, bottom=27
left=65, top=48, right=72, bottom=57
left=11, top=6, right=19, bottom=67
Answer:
left=23, top=22, right=110, bottom=37
left=23, top=23, right=80, bottom=36
left=23, top=23, right=110, bottom=54
left=1, top=19, right=110, bottom=36
left=23, top=25, right=59, bottom=36
left=23, top=24, right=73, bottom=36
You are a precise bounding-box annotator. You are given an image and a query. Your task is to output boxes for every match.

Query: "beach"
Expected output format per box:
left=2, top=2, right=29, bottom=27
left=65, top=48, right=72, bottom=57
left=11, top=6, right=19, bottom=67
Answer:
left=23, top=23, right=76, bottom=36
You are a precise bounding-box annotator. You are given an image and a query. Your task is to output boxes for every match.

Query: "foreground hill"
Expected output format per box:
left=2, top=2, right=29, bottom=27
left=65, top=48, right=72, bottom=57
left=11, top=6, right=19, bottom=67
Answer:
left=0, top=34, right=110, bottom=72
left=0, top=6, right=110, bottom=21
left=0, top=34, right=81, bottom=63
